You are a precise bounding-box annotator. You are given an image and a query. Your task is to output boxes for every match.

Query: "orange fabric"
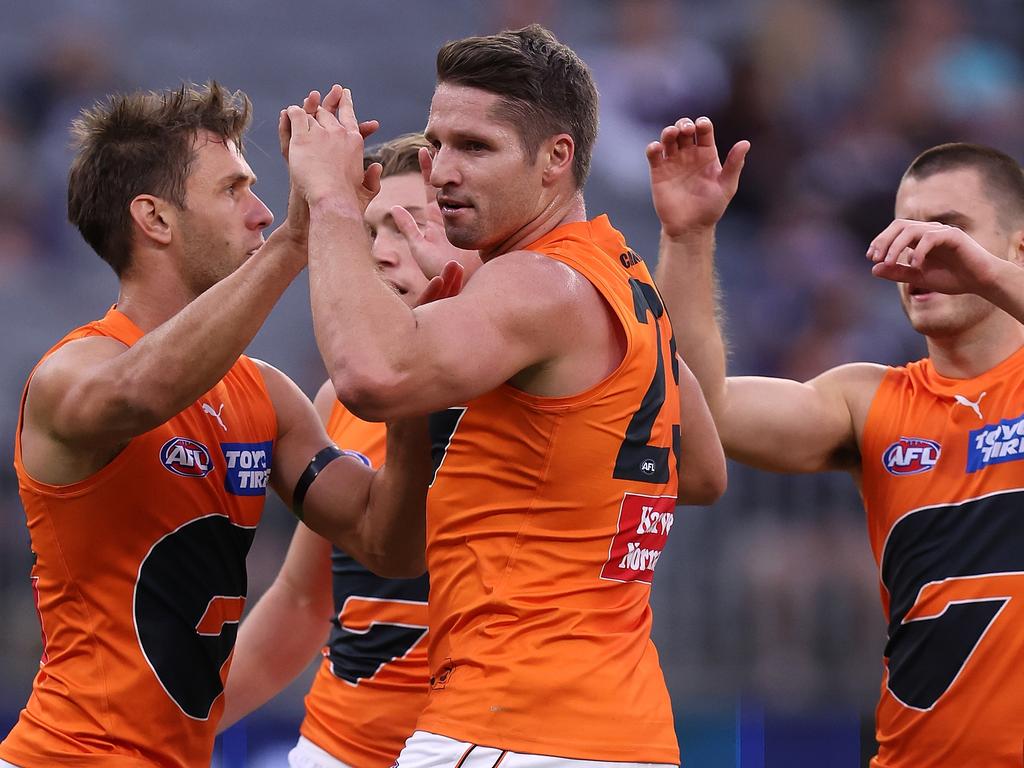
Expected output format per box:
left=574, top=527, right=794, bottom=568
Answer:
left=0, top=308, right=276, bottom=768
left=416, top=216, right=681, bottom=763
left=861, top=344, right=1024, bottom=767
left=300, top=403, right=430, bottom=767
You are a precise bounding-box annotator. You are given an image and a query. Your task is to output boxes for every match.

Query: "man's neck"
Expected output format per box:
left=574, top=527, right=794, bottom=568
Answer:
left=114, top=269, right=195, bottom=333
left=926, top=311, right=1024, bottom=379
left=481, top=192, right=587, bottom=262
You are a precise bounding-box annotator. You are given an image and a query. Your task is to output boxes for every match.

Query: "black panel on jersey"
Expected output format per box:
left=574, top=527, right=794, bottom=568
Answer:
left=326, top=552, right=430, bottom=684
left=881, top=489, right=1024, bottom=709
left=135, top=515, right=254, bottom=719
left=614, top=278, right=674, bottom=484
left=324, top=409, right=466, bottom=684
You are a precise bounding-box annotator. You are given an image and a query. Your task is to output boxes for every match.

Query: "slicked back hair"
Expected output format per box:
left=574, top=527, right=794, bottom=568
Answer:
left=904, top=143, right=1024, bottom=230
left=436, top=24, right=598, bottom=189
left=67, top=81, right=252, bottom=276
left=365, top=132, right=432, bottom=179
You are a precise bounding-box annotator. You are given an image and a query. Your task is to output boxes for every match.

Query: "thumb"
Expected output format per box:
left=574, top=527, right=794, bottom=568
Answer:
left=285, top=105, right=309, bottom=139
left=418, top=147, right=435, bottom=188
left=363, top=162, right=383, bottom=198
left=721, top=140, right=750, bottom=191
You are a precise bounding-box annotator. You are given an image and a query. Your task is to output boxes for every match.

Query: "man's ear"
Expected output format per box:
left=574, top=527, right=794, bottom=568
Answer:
left=541, top=134, right=575, bottom=187
left=1012, top=228, right=1024, bottom=268
left=128, top=194, right=175, bottom=247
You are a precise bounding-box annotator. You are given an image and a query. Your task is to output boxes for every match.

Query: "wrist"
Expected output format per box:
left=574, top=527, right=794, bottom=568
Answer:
left=981, top=257, right=1019, bottom=304
left=661, top=225, right=717, bottom=246
left=308, top=192, right=364, bottom=222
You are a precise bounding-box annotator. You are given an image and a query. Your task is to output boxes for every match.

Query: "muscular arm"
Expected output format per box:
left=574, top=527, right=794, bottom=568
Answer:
left=650, top=117, right=878, bottom=474
left=285, top=91, right=588, bottom=420
left=219, top=382, right=339, bottom=731
left=257, top=362, right=431, bottom=577
left=21, top=226, right=306, bottom=485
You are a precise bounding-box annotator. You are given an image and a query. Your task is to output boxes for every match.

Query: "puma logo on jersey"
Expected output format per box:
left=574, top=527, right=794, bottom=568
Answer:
left=954, top=392, right=987, bottom=420
left=202, top=402, right=228, bottom=431
left=220, top=441, right=273, bottom=495
left=883, top=437, right=941, bottom=476
left=601, top=493, right=676, bottom=585
left=968, top=413, right=1024, bottom=473
left=160, top=437, right=213, bottom=478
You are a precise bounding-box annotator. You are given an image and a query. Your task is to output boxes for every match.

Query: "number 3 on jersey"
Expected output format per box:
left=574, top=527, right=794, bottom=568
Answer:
left=614, top=279, right=681, bottom=484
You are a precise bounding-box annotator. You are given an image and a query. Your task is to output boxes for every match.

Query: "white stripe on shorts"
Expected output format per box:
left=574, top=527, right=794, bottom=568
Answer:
left=287, top=735, right=357, bottom=768
left=394, top=730, right=678, bottom=768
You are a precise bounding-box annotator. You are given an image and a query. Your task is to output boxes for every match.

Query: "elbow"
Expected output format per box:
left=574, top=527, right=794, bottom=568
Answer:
left=331, top=368, right=407, bottom=422
left=677, top=464, right=728, bottom=506
left=362, top=550, right=426, bottom=580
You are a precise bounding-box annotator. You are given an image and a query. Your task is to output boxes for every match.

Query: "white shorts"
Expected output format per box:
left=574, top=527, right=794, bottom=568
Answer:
left=394, top=731, right=678, bottom=768
left=0, top=761, right=21, bottom=768
left=288, top=735, right=357, bottom=768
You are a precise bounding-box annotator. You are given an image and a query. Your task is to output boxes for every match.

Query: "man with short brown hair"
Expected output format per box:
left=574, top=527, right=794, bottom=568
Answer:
left=286, top=25, right=726, bottom=768
left=650, top=115, right=1024, bottom=767
left=0, top=83, right=434, bottom=768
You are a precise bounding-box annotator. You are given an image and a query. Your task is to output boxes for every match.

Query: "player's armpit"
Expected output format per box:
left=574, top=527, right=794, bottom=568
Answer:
left=255, top=360, right=430, bottom=577
left=718, top=362, right=885, bottom=474
left=676, top=358, right=726, bottom=504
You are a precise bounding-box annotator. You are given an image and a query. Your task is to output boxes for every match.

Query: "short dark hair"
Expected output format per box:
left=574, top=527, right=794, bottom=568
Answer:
left=904, top=143, right=1024, bottom=229
left=436, top=24, right=598, bottom=188
left=365, top=132, right=432, bottom=179
left=67, top=81, right=252, bottom=276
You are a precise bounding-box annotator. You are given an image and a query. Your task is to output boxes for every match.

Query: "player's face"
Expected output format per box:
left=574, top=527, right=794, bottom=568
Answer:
left=364, top=172, right=431, bottom=306
left=425, top=83, right=546, bottom=256
left=894, top=168, right=1008, bottom=338
left=177, top=131, right=273, bottom=296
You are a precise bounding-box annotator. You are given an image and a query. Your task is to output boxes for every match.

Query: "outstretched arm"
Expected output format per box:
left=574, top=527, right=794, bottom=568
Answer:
left=869, top=218, right=1024, bottom=323
left=650, top=117, right=873, bottom=473
left=649, top=117, right=748, bottom=419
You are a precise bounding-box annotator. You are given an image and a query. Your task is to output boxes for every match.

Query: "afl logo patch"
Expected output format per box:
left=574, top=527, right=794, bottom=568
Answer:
left=160, top=437, right=213, bottom=478
left=882, top=437, right=941, bottom=476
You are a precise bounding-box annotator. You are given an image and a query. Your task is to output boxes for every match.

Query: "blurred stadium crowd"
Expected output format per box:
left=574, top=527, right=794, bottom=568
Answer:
left=1, top=0, right=1022, bottom=763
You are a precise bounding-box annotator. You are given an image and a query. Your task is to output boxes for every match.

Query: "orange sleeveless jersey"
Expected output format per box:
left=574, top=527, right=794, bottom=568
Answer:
left=861, top=345, right=1024, bottom=767
left=416, top=216, right=682, bottom=763
left=299, top=403, right=430, bottom=767
left=0, top=308, right=276, bottom=767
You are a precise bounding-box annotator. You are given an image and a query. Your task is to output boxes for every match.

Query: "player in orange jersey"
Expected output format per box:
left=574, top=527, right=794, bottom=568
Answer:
left=650, top=115, right=1024, bottom=766
left=0, top=84, right=446, bottom=768
left=219, top=133, right=480, bottom=768
left=284, top=25, right=727, bottom=768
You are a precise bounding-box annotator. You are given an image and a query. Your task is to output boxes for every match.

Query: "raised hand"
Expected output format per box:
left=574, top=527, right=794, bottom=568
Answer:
left=277, top=91, right=323, bottom=245
left=286, top=85, right=375, bottom=210
left=868, top=219, right=1003, bottom=296
left=320, top=84, right=382, bottom=212
left=647, top=116, right=750, bottom=236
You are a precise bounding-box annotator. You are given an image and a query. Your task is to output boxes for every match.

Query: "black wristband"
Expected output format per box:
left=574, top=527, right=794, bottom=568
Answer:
left=292, top=445, right=345, bottom=520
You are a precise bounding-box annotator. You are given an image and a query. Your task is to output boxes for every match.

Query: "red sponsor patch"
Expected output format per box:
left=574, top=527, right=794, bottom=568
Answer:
left=600, top=493, right=676, bottom=585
